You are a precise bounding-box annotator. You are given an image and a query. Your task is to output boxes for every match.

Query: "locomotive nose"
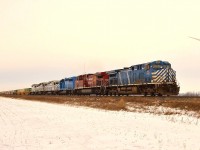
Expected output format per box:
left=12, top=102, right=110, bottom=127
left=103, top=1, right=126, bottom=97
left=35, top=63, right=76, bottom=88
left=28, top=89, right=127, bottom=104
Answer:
left=152, top=67, right=177, bottom=83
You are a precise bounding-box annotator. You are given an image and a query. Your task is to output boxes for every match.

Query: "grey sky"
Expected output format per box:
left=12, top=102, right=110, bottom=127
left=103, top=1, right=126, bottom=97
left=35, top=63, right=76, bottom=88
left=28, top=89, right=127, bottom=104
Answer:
left=0, top=0, right=200, bottom=93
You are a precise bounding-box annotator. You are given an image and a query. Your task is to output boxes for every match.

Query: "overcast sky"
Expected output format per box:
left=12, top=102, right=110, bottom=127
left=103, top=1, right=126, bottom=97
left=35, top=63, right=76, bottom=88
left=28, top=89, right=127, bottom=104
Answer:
left=0, top=0, right=200, bottom=93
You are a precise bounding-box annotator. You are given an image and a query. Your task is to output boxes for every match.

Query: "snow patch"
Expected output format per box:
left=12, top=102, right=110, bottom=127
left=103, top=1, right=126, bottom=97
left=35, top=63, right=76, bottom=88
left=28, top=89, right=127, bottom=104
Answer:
left=0, top=97, right=200, bottom=150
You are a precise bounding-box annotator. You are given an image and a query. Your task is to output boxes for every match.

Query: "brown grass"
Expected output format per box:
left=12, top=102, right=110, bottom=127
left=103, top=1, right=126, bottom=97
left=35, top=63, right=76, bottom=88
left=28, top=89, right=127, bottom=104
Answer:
left=115, top=98, right=126, bottom=110
left=1, top=95, right=200, bottom=117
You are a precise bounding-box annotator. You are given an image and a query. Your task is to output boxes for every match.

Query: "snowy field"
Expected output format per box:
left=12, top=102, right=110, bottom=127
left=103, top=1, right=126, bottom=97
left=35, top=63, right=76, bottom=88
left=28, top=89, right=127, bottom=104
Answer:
left=0, top=97, right=200, bottom=150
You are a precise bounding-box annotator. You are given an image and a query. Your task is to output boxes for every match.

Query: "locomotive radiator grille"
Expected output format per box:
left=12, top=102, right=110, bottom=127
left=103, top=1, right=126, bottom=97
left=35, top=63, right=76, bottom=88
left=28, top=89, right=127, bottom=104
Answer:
left=152, top=68, right=176, bottom=83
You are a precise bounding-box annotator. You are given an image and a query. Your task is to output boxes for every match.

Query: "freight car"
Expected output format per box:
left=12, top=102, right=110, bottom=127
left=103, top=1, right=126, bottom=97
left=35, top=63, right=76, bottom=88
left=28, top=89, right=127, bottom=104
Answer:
left=16, top=88, right=31, bottom=95
left=1, top=88, right=31, bottom=95
left=3, top=60, right=179, bottom=96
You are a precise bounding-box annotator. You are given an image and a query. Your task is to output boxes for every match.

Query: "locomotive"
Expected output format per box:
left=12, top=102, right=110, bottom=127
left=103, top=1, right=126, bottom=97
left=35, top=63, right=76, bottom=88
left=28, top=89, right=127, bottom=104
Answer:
left=2, top=60, right=180, bottom=96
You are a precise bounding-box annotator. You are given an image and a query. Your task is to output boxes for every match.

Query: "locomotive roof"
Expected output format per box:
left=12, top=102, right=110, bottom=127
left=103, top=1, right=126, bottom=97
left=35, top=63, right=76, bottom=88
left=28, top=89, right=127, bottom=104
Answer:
left=130, top=60, right=171, bottom=68
left=106, top=69, right=122, bottom=74
left=60, top=76, right=77, bottom=82
left=47, top=80, right=59, bottom=84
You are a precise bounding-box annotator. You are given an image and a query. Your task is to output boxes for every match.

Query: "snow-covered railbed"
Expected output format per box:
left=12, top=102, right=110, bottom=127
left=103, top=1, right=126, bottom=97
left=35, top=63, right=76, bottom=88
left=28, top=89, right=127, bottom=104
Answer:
left=0, top=97, right=200, bottom=150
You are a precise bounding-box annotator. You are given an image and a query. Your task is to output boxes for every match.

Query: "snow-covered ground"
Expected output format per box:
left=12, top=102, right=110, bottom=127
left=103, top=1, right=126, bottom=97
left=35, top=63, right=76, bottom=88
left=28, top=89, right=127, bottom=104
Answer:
left=0, top=97, right=200, bottom=150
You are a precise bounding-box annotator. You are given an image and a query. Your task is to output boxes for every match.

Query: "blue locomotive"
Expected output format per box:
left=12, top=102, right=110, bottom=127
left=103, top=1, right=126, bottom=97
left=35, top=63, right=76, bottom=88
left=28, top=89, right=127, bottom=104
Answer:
left=106, top=60, right=179, bottom=96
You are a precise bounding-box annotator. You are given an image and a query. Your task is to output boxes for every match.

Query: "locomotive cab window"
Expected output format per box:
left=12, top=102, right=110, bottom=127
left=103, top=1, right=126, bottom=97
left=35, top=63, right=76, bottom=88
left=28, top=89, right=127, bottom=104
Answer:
left=137, top=65, right=142, bottom=70
left=109, top=74, right=117, bottom=78
left=97, top=75, right=103, bottom=78
left=153, top=65, right=163, bottom=69
left=163, top=64, right=171, bottom=68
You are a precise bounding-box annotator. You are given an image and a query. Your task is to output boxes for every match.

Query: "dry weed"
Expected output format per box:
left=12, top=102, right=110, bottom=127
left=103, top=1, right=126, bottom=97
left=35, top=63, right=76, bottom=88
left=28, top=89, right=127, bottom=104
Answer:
left=1, top=94, right=200, bottom=117
left=115, top=98, right=126, bottom=110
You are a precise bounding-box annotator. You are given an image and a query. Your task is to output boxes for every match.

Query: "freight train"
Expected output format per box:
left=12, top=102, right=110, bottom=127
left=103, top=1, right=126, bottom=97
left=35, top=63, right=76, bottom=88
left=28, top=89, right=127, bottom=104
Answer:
left=1, top=60, right=180, bottom=96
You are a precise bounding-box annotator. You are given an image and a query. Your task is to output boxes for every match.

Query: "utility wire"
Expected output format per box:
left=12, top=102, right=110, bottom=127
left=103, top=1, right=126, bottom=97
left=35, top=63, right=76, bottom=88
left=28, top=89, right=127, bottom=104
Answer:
left=189, top=36, right=200, bottom=42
